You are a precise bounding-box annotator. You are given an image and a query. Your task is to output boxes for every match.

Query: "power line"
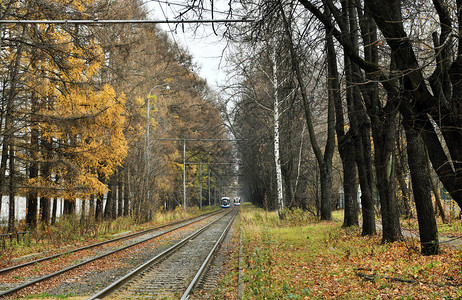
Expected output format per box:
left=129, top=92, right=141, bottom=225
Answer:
left=148, top=137, right=242, bottom=209
left=0, top=19, right=254, bottom=25
left=186, top=162, right=242, bottom=165
left=149, top=0, right=248, bottom=18
left=151, top=138, right=243, bottom=142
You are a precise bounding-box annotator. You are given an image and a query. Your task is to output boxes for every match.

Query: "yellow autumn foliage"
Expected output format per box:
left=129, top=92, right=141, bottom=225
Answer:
left=13, top=1, right=128, bottom=199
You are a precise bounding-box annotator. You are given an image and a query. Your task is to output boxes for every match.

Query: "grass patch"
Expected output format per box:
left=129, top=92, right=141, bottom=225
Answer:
left=240, top=203, right=462, bottom=299
left=400, top=214, right=462, bottom=237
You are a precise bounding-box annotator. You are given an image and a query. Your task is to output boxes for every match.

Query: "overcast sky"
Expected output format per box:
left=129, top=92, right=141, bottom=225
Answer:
left=145, top=1, right=233, bottom=89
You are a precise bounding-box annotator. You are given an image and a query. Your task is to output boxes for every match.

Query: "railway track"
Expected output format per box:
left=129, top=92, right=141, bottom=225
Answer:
left=88, top=207, right=237, bottom=299
left=0, top=209, right=225, bottom=298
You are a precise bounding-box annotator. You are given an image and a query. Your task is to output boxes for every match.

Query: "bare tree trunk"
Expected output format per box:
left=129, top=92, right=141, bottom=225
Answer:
left=51, top=198, right=58, bottom=225
left=396, top=160, right=412, bottom=219
left=96, top=193, right=104, bottom=222
left=0, top=82, right=4, bottom=218
left=104, top=187, right=113, bottom=220
left=356, top=132, right=376, bottom=236
left=327, top=15, right=359, bottom=227
left=111, top=174, right=117, bottom=218
left=39, top=170, right=51, bottom=225
left=96, top=172, right=104, bottom=221
left=363, top=0, right=462, bottom=208
left=341, top=139, right=359, bottom=227
left=373, top=116, right=402, bottom=243
left=404, top=123, right=439, bottom=255
left=51, top=173, right=60, bottom=224
left=280, top=4, right=335, bottom=220
left=0, top=27, right=25, bottom=226
left=26, top=187, right=38, bottom=229
left=89, top=194, right=95, bottom=218
left=427, top=152, right=447, bottom=224
left=104, top=174, right=116, bottom=220
left=7, top=144, right=15, bottom=233
left=0, top=141, right=6, bottom=219
left=63, top=199, right=75, bottom=215
left=26, top=103, right=39, bottom=229
left=396, top=128, right=412, bottom=218
left=352, top=0, right=377, bottom=236
left=39, top=113, right=53, bottom=225
left=81, top=199, right=86, bottom=222
left=117, top=169, right=123, bottom=217
left=271, top=46, right=285, bottom=219
left=123, top=167, right=130, bottom=216
left=40, top=197, right=50, bottom=225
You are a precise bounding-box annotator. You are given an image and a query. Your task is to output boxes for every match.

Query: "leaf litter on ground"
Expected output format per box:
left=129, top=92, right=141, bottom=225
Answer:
left=239, top=204, right=462, bottom=299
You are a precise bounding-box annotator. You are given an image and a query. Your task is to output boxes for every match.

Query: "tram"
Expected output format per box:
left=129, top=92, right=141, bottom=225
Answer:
left=220, top=197, right=231, bottom=208
left=233, top=197, right=241, bottom=206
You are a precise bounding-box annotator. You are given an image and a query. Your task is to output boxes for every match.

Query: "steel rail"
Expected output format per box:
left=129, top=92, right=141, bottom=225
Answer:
left=180, top=209, right=237, bottom=299
left=0, top=209, right=221, bottom=275
left=0, top=210, right=225, bottom=298
left=87, top=208, right=235, bottom=299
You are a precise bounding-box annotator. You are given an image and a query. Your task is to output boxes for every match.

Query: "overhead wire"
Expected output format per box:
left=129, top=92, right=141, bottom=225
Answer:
left=147, top=0, right=247, bottom=18
left=154, top=0, right=179, bottom=46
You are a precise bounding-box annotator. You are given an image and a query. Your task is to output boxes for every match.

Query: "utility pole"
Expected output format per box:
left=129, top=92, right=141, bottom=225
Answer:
left=150, top=138, right=243, bottom=210
left=183, top=140, right=186, bottom=209
left=199, top=162, right=202, bottom=209
left=208, top=170, right=211, bottom=206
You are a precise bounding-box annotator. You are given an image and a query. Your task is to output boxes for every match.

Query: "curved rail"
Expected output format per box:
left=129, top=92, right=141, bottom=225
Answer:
left=87, top=208, right=236, bottom=299
left=0, top=209, right=225, bottom=298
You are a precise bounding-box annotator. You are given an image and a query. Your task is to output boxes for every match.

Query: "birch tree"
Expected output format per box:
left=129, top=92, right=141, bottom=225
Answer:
left=272, top=46, right=285, bottom=218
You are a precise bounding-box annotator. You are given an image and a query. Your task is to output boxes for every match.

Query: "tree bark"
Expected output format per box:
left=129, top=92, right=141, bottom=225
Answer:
left=372, top=114, right=402, bottom=243
left=363, top=0, right=462, bottom=208
left=117, top=169, right=123, bottom=217
left=96, top=172, right=104, bottom=221
left=271, top=46, right=285, bottom=219
left=299, top=0, right=462, bottom=209
left=89, top=194, right=95, bottom=218
left=0, top=27, right=25, bottom=227
left=104, top=174, right=116, bottom=219
left=331, top=0, right=375, bottom=231
left=123, top=167, right=130, bottom=216
left=96, top=192, right=104, bottom=222
left=26, top=109, right=39, bottom=229
left=396, top=155, right=412, bottom=219
left=104, top=185, right=113, bottom=220
left=51, top=198, right=57, bottom=225
left=39, top=151, right=51, bottom=225
left=352, top=0, right=377, bottom=236
left=81, top=199, right=86, bottom=222
left=356, top=133, right=376, bottom=236
left=279, top=4, right=335, bottom=220
left=326, top=18, right=356, bottom=225
left=7, top=144, right=15, bottom=233
left=63, top=199, right=75, bottom=215
left=431, top=176, right=446, bottom=224
left=39, top=101, right=53, bottom=225
left=404, top=123, right=439, bottom=255
left=341, top=144, right=359, bottom=227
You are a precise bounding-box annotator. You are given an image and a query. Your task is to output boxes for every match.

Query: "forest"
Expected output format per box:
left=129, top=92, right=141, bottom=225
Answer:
left=219, top=0, right=462, bottom=256
left=1, top=0, right=462, bottom=259
left=0, top=0, right=234, bottom=236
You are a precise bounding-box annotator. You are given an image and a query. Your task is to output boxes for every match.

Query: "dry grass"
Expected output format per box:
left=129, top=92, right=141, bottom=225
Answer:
left=239, top=203, right=462, bottom=299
